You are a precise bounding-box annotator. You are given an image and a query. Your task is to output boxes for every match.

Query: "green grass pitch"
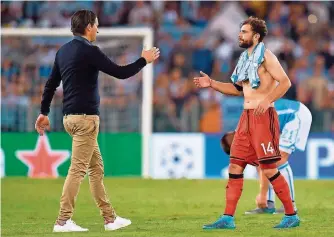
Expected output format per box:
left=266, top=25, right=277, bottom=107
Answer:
left=2, top=178, right=334, bottom=237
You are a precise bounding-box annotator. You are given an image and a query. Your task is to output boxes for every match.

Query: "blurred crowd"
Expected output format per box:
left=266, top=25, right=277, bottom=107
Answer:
left=1, top=1, right=334, bottom=133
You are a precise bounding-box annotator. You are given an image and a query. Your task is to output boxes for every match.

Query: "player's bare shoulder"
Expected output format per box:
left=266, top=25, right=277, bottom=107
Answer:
left=262, top=48, right=289, bottom=82
left=257, top=49, right=276, bottom=80
left=263, top=49, right=279, bottom=67
left=258, top=49, right=274, bottom=73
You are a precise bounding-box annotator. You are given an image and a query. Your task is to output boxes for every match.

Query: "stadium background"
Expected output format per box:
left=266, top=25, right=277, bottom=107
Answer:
left=1, top=1, right=334, bottom=179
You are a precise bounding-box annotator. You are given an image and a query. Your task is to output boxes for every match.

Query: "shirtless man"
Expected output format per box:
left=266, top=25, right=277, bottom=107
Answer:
left=193, top=17, right=300, bottom=229
left=220, top=99, right=312, bottom=214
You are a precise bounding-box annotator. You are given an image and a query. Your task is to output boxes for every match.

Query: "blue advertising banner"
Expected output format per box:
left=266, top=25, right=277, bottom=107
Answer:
left=205, top=133, right=334, bottom=179
left=290, top=132, right=334, bottom=179
left=205, top=134, right=230, bottom=178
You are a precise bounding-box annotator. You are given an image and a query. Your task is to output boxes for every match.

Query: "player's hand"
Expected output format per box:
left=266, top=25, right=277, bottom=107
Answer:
left=254, top=98, right=271, bottom=115
left=142, top=47, right=160, bottom=64
left=256, top=194, right=267, bottom=208
left=35, top=114, right=50, bottom=136
left=193, top=71, right=212, bottom=88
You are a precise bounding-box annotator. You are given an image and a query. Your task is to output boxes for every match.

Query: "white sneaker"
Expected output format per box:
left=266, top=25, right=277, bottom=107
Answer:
left=104, top=216, right=131, bottom=231
left=53, top=219, right=88, bottom=232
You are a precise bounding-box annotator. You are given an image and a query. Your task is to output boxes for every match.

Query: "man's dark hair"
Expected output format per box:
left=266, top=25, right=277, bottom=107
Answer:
left=241, top=16, right=268, bottom=42
left=71, top=10, right=96, bottom=36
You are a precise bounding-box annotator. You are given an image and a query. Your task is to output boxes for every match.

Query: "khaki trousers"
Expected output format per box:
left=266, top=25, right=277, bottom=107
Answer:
left=57, top=115, right=116, bottom=223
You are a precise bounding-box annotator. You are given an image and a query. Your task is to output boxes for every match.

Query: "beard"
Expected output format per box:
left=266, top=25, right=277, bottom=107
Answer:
left=239, top=39, right=254, bottom=49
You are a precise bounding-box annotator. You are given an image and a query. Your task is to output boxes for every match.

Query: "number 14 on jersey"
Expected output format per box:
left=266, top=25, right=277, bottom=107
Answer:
left=261, top=142, right=274, bottom=155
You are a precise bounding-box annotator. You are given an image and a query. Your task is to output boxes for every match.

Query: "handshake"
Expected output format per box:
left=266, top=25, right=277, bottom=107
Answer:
left=141, top=47, right=160, bottom=64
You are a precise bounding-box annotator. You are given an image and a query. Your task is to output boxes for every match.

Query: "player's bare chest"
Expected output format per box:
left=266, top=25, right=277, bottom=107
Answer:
left=257, top=64, right=270, bottom=78
left=243, top=66, right=275, bottom=91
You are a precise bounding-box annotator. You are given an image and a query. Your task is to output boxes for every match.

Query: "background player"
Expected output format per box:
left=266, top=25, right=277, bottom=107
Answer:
left=221, top=99, right=312, bottom=214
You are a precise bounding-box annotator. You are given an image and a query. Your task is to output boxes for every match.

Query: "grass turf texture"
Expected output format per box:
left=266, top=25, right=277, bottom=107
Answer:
left=2, top=178, right=334, bottom=237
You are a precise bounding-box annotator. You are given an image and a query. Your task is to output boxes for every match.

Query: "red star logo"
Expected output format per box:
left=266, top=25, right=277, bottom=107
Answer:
left=16, top=135, right=70, bottom=178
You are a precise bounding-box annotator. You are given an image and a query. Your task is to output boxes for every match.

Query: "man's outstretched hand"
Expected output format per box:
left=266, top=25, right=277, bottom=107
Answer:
left=142, top=47, right=160, bottom=64
left=193, top=71, right=212, bottom=88
left=35, top=114, right=50, bottom=136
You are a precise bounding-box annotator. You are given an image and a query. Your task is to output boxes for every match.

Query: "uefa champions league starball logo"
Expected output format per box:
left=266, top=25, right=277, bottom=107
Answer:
left=160, top=142, right=194, bottom=179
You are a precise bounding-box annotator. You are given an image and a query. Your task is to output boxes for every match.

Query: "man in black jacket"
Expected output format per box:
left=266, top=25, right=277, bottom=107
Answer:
left=34, top=9, right=159, bottom=233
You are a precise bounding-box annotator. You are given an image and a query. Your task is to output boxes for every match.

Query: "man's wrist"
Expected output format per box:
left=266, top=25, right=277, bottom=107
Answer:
left=140, top=57, right=148, bottom=65
left=265, top=96, right=274, bottom=104
left=259, top=190, right=267, bottom=196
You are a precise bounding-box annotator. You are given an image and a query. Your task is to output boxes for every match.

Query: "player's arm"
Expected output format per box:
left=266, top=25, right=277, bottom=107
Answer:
left=263, top=49, right=291, bottom=103
left=91, top=46, right=159, bottom=79
left=36, top=55, right=60, bottom=135
left=40, top=55, right=61, bottom=115
left=193, top=71, right=243, bottom=96
left=211, top=80, right=243, bottom=96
